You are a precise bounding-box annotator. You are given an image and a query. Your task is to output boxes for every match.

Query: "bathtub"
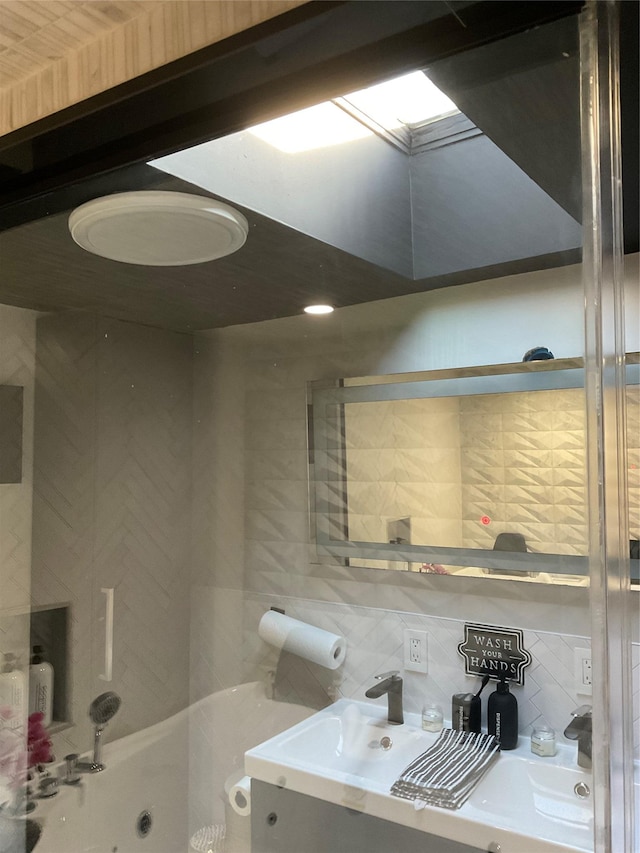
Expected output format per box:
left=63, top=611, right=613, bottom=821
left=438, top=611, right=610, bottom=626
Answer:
left=32, top=682, right=313, bottom=853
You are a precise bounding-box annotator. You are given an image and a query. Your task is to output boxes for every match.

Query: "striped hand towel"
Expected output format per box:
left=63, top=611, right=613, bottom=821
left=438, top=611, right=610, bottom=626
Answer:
left=390, top=729, right=500, bottom=810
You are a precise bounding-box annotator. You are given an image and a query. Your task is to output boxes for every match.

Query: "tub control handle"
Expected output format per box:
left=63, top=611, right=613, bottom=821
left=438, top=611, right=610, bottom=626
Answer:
left=99, top=587, right=114, bottom=682
left=64, top=753, right=81, bottom=786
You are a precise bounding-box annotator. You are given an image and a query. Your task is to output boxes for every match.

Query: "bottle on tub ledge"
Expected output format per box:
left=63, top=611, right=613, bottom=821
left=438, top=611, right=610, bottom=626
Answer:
left=0, top=653, right=26, bottom=730
left=28, top=645, right=53, bottom=728
left=487, top=674, right=518, bottom=749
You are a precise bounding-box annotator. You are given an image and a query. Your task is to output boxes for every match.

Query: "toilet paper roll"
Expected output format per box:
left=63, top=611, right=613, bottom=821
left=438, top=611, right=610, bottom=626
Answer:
left=229, top=775, right=252, bottom=817
left=258, top=610, right=346, bottom=670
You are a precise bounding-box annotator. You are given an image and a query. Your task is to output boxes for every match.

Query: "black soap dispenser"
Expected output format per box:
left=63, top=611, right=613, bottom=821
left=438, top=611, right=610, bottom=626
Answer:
left=487, top=675, right=518, bottom=750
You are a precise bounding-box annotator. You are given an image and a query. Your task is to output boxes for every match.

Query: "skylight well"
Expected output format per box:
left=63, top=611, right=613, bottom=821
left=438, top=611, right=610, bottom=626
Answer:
left=248, top=71, right=459, bottom=154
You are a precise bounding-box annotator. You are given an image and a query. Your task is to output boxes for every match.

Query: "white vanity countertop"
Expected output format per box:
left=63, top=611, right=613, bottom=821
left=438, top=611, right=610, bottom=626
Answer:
left=245, top=699, right=599, bottom=853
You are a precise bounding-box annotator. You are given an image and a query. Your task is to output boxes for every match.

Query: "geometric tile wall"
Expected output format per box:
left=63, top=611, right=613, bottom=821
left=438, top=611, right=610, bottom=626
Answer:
left=341, top=388, right=590, bottom=561
left=460, top=388, right=588, bottom=555
left=344, top=397, right=462, bottom=565
left=30, top=312, right=193, bottom=757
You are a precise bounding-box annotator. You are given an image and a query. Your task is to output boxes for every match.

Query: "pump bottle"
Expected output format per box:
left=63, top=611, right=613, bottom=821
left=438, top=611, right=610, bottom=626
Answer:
left=29, top=645, right=54, bottom=727
left=487, top=674, right=518, bottom=749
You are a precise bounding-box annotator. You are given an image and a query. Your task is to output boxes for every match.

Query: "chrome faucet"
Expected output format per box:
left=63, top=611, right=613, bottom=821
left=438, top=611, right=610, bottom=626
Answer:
left=564, top=705, right=592, bottom=769
left=365, top=671, right=404, bottom=725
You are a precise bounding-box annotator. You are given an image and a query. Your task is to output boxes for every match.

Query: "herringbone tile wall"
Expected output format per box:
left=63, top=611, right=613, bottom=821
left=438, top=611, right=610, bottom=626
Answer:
left=244, top=593, right=599, bottom=748
left=190, top=336, right=246, bottom=703
left=0, top=305, right=37, bottom=698
left=31, top=313, right=193, bottom=756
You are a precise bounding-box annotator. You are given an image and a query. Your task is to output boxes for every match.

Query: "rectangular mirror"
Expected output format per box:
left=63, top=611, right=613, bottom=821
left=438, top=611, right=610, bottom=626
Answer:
left=309, top=355, right=640, bottom=585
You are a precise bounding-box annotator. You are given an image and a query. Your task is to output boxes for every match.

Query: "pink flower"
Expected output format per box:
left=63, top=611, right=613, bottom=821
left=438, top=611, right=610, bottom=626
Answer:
left=29, top=740, right=52, bottom=766
left=27, top=712, right=53, bottom=768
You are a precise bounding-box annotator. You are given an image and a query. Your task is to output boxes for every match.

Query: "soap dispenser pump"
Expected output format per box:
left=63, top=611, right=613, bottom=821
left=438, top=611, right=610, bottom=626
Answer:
left=488, top=674, right=518, bottom=750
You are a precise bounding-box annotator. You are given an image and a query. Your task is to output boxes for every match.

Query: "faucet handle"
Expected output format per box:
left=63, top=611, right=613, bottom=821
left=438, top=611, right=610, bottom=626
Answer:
left=64, top=753, right=81, bottom=786
left=374, top=671, right=400, bottom=681
left=571, top=704, right=592, bottom=718
left=39, top=775, right=59, bottom=798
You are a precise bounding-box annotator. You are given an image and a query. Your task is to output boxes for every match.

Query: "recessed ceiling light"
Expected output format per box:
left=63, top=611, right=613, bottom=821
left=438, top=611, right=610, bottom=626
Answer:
left=304, top=304, right=334, bottom=315
left=68, top=191, right=248, bottom=266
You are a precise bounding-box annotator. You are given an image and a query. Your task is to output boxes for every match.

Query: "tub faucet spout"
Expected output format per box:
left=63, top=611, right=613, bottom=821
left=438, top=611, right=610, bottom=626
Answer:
left=365, top=671, right=404, bottom=725
left=564, top=705, right=592, bottom=769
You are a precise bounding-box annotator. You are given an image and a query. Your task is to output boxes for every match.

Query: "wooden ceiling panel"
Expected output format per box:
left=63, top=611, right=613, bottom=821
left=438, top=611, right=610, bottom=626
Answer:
left=0, top=0, right=307, bottom=131
left=0, top=1, right=153, bottom=85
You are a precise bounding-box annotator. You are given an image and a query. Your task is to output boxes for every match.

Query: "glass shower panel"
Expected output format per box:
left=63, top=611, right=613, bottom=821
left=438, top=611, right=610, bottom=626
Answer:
left=0, top=3, right=632, bottom=853
left=180, top=9, right=604, bottom=853
left=581, top=3, right=636, bottom=850
left=27, top=311, right=104, bottom=850
left=90, top=317, right=193, bottom=847
left=27, top=310, right=194, bottom=850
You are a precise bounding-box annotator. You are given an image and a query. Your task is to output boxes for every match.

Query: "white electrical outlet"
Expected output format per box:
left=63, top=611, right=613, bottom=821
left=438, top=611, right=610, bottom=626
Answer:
left=404, top=629, right=428, bottom=673
left=574, top=647, right=592, bottom=695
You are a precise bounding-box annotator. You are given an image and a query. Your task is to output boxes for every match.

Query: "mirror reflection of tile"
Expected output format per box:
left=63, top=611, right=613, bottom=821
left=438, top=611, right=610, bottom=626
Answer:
left=339, top=386, right=640, bottom=576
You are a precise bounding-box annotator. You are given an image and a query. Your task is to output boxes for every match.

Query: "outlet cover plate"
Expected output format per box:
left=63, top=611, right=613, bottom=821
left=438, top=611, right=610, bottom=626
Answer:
left=404, top=629, right=428, bottom=673
left=574, top=647, right=592, bottom=696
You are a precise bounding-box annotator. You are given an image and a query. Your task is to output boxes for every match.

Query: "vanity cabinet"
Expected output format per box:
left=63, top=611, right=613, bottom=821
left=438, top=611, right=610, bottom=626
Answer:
left=251, top=781, right=484, bottom=853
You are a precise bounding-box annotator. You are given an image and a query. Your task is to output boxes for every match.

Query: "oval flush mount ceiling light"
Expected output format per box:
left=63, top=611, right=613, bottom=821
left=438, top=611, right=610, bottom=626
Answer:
left=304, top=304, right=334, bottom=315
left=68, top=191, right=248, bottom=266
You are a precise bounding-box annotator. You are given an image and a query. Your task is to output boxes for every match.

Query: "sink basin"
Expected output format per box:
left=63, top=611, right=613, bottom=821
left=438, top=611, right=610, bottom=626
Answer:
left=464, top=752, right=593, bottom=849
left=245, top=699, right=600, bottom=853
left=252, top=702, right=430, bottom=787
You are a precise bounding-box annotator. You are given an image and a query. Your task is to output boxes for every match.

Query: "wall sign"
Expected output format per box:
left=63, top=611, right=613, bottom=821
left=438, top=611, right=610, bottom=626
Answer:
left=458, top=622, right=532, bottom=685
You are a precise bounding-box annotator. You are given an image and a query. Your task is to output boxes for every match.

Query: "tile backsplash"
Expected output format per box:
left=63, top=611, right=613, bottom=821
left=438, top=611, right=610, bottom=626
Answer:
left=244, top=593, right=640, bottom=755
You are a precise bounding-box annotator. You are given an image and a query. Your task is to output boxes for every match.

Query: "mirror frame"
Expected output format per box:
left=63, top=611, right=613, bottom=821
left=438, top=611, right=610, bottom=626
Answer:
left=308, top=354, right=640, bottom=583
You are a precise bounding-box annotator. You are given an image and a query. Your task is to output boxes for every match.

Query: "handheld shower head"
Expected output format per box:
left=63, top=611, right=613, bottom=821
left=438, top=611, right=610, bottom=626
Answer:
left=89, top=692, right=121, bottom=726
left=77, top=692, right=122, bottom=773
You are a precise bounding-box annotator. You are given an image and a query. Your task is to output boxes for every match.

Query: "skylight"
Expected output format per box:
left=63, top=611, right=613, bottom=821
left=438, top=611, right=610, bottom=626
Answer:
left=342, top=71, right=459, bottom=130
left=248, top=71, right=458, bottom=154
left=248, top=102, right=372, bottom=154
